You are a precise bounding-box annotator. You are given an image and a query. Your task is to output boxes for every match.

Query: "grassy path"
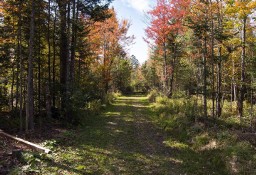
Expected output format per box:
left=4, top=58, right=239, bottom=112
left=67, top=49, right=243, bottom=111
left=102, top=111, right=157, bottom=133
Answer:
left=42, top=95, right=180, bottom=175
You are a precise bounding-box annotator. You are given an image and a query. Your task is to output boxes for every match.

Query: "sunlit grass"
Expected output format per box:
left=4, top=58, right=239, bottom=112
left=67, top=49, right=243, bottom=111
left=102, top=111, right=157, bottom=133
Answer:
left=150, top=94, right=256, bottom=175
left=163, top=139, right=189, bottom=150
left=12, top=95, right=182, bottom=175
left=14, top=94, right=256, bottom=175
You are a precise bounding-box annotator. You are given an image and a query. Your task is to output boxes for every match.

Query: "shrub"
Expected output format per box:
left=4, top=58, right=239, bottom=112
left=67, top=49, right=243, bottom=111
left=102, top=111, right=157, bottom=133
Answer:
left=105, top=91, right=121, bottom=104
left=172, top=91, right=187, bottom=98
left=112, top=91, right=122, bottom=98
left=147, top=89, right=160, bottom=102
left=153, top=96, right=201, bottom=119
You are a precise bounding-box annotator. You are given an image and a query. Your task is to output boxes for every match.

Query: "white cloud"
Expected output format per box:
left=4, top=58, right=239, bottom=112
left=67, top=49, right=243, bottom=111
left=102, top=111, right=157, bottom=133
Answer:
left=121, top=0, right=150, bottom=13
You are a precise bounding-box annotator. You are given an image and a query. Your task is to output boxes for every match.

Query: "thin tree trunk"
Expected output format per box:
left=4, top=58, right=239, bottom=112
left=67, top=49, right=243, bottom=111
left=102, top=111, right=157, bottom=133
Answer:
left=38, top=48, right=41, bottom=132
left=210, top=0, right=215, bottom=117
left=238, top=17, right=247, bottom=121
left=52, top=6, right=57, bottom=108
left=103, top=36, right=108, bottom=95
left=232, top=58, right=237, bottom=103
left=38, top=14, right=42, bottom=132
left=250, top=76, right=254, bottom=131
left=70, top=0, right=77, bottom=85
left=46, top=82, right=52, bottom=119
left=163, top=42, right=168, bottom=94
left=216, top=46, right=222, bottom=117
left=57, top=0, right=69, bottom=119
left=26, top=0, right=35, bottom=132
left=47, top=0, right=51, bottom=98
left=17, top=1, right=23, bottom=131
left=11, top=62, right=15, bottom=111
left=168, top=43, right=177, bottom=98
left=216, top=0, right=223, bottom=118
left=78, top=56, right=81, bottom=81
left=203, top=36, right=208, bottom=117
left=67, top=0, right=71, bottom=89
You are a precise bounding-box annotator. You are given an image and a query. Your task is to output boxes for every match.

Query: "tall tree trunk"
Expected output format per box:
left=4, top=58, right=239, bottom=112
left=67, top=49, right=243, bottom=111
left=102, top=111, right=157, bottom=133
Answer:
left=103, top=39, right=108, bottom=95
left=216, top=47, right=222, bottom=117
left=250, top=76, right=254, bottom=130
left=38, top=42, right=42, bottom=132
left=26, top=0, right=35, bottom=132
left=70, top=0, right=77, bottom=85
left=216, top=0, right=223, bottom=118
left=78, top=56, right=81, bottom=81
left=210, top=0, right=215, bottom=117
left=238, top=17, right=247, bottom=121
left=38, top=13, right=42, bottom=132
left=57, top=0, right=69, bottom=119
left=47, top=0, right=51, bottom=101
left=11, top=62, right=15, bottom=111
left=67, top=0, right=71, bottom=84
left=232, top=58, right=237, bottom=103
left=52, top=6, right=57, bottom=108
left=203, top=36, right=208, bottom=117
left=168, top=43, right=177, bottom=98
left=17, top=1, right=23, bottom=131
left=163, top=42, right=168, bottom=94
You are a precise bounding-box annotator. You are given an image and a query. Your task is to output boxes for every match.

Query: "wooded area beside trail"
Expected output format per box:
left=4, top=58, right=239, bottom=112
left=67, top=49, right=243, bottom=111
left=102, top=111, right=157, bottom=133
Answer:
left=0, top=0, right=140, bottom=133
left=144, top=0, right=256, bottom=126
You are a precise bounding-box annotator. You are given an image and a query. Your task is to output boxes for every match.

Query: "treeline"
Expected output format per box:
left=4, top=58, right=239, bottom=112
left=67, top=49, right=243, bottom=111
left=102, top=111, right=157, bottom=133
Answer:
left=0, top=0, right=137, bottom=132
left=143, top=0, right=256, bottom=121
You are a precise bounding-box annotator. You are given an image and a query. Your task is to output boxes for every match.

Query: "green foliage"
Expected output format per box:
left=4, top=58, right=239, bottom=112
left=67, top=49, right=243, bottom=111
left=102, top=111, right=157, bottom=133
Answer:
left=42, top=140, right=58, bottom=150
left=153, top=95, right=202, bottom=121
left=112, top=58, right=133, bottom=93
left=150, top=95, right=256, bottom=174
left=147, top=89, right=159, bottom=102
left=14, top=152, right=42, bottom=174
left=192, top=133, right=211, bottom=149
left=163, top=139, right=189, bottom=150
left=172, top=91, right=187, bottom=98
left=103, top=92, right=122, bottom=105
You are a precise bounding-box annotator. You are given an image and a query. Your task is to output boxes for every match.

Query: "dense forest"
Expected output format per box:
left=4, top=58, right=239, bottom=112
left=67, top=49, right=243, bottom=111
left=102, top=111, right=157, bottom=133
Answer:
left=143, top=0, right=256, bottom=123
left=1, top=0, right=256, bottom=174
left=0, top=0, right=139, bottom=131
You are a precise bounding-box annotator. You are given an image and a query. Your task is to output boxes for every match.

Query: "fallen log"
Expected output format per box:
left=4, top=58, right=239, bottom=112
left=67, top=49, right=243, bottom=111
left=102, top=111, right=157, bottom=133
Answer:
left=0, top=129, right=51, bottom=154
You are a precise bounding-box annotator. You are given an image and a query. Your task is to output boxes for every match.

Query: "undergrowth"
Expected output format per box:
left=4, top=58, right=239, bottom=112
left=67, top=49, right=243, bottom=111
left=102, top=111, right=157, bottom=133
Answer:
left=150, top=95, right=256, bottom=175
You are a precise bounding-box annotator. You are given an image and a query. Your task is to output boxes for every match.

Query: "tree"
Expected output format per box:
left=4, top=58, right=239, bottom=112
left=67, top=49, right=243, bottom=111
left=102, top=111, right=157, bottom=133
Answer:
left=226, top=0, right=256, bottom=120
left=145, top=0, right=190, bottom=95
left=26, top=0, right=35, bottom=132
left=89, top=9, right=133, bottom=95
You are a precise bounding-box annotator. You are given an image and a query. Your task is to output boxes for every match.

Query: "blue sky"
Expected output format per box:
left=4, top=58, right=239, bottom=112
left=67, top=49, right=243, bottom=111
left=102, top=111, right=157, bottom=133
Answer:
left=111, top=0, right=156, bottom=64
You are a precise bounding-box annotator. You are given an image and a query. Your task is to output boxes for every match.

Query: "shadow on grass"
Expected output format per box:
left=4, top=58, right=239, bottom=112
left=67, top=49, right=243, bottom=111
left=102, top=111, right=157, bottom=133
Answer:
left=42, top=95, right=181, bottom=175
left=155, top=114, right=256, bottom=175
left=42, top=95, right=255, bottom=175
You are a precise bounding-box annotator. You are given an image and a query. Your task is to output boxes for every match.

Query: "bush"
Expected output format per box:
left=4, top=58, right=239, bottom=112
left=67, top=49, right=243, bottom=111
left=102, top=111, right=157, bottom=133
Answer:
left=105, top=92, right=121, bottom=104
left=112, top=91, right=122, bottom=98
left=147, top=89, right=160, bottom=102
left=172, top=91, right=187, bottom=98
left=105, top=93, right=115, bottom=104
left=153, top=96, right=202, bottom=119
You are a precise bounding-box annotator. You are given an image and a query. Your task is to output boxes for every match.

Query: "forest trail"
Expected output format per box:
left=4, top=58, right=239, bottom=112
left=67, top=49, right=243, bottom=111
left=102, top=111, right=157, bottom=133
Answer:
left=101, top=95, right=180, bottom=174
left=45, top=95, right=181, bottom=174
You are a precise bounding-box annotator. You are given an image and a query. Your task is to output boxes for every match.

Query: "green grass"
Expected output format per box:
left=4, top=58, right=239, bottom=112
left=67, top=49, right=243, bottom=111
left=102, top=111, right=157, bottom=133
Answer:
left=10, top=95, right=180, bottom=175
left=9, top=95, right=256, bottom=175
left=150, top=96, right=256, bottom=175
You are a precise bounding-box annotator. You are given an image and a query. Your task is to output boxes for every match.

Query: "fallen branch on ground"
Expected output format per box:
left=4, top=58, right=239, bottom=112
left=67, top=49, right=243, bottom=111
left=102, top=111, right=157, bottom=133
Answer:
left=0, top=129, right=51, bottom=154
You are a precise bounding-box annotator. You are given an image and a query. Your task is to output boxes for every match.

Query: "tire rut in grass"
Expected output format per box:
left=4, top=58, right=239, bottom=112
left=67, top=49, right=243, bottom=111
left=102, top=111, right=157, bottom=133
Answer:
left=105, top=96, right=180, bottom=175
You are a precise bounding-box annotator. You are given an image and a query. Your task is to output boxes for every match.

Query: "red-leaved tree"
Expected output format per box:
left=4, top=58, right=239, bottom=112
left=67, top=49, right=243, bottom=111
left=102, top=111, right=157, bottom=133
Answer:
left=145, top=0, right=190, bottom=95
